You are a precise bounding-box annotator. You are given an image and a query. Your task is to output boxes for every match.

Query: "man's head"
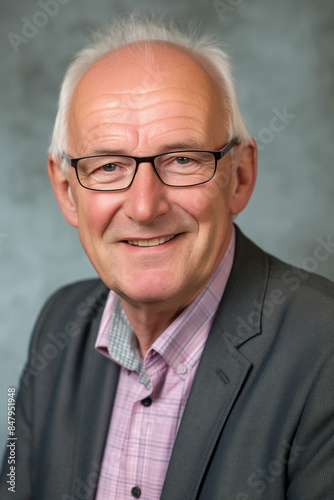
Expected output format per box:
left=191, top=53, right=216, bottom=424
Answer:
left=48, top=15, right=257, bottom=314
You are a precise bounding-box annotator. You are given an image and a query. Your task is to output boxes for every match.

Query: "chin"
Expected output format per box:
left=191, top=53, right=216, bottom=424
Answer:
left=120, top=291, right=168, bottom=306
left=113, top=273, right=180, bottom=305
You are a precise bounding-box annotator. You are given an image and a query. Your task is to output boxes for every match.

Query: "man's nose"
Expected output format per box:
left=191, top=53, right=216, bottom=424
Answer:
left=123, top=162, right=170, bottom=223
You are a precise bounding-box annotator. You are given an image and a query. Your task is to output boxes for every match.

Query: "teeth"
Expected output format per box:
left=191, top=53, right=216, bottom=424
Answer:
left=127, top=235, right=175, bottom=247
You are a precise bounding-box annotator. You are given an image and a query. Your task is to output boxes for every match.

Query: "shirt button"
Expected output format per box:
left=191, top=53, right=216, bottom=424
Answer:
left=141, top=397, right=152, bottom=407
left=177, top=363, right=187, bottom=375
left=131, top=486, right=141, bottom=498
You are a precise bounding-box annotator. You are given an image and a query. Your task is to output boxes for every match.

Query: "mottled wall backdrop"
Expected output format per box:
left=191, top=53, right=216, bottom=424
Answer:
left=1, top=0, right=333, bottom=450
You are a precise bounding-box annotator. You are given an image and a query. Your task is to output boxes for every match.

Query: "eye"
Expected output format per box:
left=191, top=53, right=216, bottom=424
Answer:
left=101, top=163, right=117, bottom=172
left=175, top=157, right=191, bottom=165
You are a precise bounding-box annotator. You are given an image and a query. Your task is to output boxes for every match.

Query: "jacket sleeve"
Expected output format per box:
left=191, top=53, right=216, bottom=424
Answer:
left=0, top=289, right=59, bottom=499
left=0, top=279, right=107, bottom=500
left=287, top=349, right=334, bottom=499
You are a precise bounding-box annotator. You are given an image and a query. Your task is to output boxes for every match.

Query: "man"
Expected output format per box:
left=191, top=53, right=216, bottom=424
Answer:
left=1, top=14, right=333, bottom=500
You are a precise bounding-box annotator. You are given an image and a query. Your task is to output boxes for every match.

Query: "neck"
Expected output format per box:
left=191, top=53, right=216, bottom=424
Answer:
left=120, top=298, right=185, bottom=357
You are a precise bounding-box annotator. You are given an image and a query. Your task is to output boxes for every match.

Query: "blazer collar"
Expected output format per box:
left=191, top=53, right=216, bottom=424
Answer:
left=161, top=226, right=270, bottom=500
left=215, top=225, right=269, bottom=347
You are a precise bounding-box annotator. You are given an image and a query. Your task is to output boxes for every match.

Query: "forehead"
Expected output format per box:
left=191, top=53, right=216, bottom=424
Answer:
left=74, top=41, right=221, bottom=99
left=68, top=42, right=226, bottom=153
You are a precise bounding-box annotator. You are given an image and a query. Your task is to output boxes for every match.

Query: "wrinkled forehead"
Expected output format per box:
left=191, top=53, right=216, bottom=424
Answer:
left=70, top=41, right=224, bottom=113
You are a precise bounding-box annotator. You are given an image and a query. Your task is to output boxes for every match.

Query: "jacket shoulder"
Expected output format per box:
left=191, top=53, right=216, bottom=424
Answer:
left=235, top=224, right=334, bottom=301
left=28, top=278, right=109, bottom=353
left=36, top=278, right=108, bottom=321
left=43, top=278, right=108, bottom=308
left=267, top=251, right=334, bottom=310
left=233, top=226, right=334, bottom=342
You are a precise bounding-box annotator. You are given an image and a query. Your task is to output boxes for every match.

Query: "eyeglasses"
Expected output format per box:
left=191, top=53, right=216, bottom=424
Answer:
left=63, top=138, right=238, bottom=192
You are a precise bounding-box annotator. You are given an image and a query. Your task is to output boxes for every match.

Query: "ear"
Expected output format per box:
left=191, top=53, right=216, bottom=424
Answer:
left=229, top=138, right=257, bottom=215
left=47, top=154, right=78, bottom=228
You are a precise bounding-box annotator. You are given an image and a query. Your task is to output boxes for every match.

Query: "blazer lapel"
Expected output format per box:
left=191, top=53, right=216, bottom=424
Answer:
left=161, top=226, right=270, bottom=500
left=69, top=299, right=121, bottom=500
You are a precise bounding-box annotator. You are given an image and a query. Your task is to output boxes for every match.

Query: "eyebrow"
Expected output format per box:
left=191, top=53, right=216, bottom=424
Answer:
left=161, top=140, right=206, bottom=151
left=85, top=141, right=207, bottom=157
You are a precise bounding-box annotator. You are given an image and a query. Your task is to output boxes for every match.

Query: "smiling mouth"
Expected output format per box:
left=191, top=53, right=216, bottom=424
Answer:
left=127, top=235, right=176, bottom=247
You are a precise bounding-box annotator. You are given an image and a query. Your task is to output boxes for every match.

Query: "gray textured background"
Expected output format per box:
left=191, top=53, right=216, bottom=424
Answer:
left=1, top=0, right=333, bottom=452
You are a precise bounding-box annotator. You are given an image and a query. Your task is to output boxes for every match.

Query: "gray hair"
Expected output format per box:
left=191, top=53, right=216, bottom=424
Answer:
left=49, top=13, right=251, bottom=170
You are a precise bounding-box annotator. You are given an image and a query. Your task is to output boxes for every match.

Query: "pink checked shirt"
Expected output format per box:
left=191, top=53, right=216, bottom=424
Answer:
left=94, top=228, right=235, bottom=500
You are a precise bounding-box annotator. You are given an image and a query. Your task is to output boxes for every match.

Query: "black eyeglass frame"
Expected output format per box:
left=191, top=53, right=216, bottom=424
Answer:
left=63, top=137, right=239, bottom=192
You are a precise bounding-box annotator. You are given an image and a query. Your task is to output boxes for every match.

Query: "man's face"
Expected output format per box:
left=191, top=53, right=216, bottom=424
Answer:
left=62, top=44, right=243, bottom=312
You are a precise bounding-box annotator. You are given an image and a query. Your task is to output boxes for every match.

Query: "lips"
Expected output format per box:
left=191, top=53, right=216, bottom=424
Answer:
left=127, top=235, right=176, bottom=247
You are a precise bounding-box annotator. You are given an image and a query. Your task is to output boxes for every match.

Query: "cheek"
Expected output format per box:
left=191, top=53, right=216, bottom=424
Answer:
left=184, top=181, right=230, bottom=224
left=76, top=194, right=120, bottom=239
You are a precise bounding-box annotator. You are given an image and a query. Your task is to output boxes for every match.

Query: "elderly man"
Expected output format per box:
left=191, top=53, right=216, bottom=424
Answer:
left=1, top=14, right=333, bottom=500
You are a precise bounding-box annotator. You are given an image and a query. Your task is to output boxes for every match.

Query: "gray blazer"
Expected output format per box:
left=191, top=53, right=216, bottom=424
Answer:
left=1, top=227, right=333, bottom=499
